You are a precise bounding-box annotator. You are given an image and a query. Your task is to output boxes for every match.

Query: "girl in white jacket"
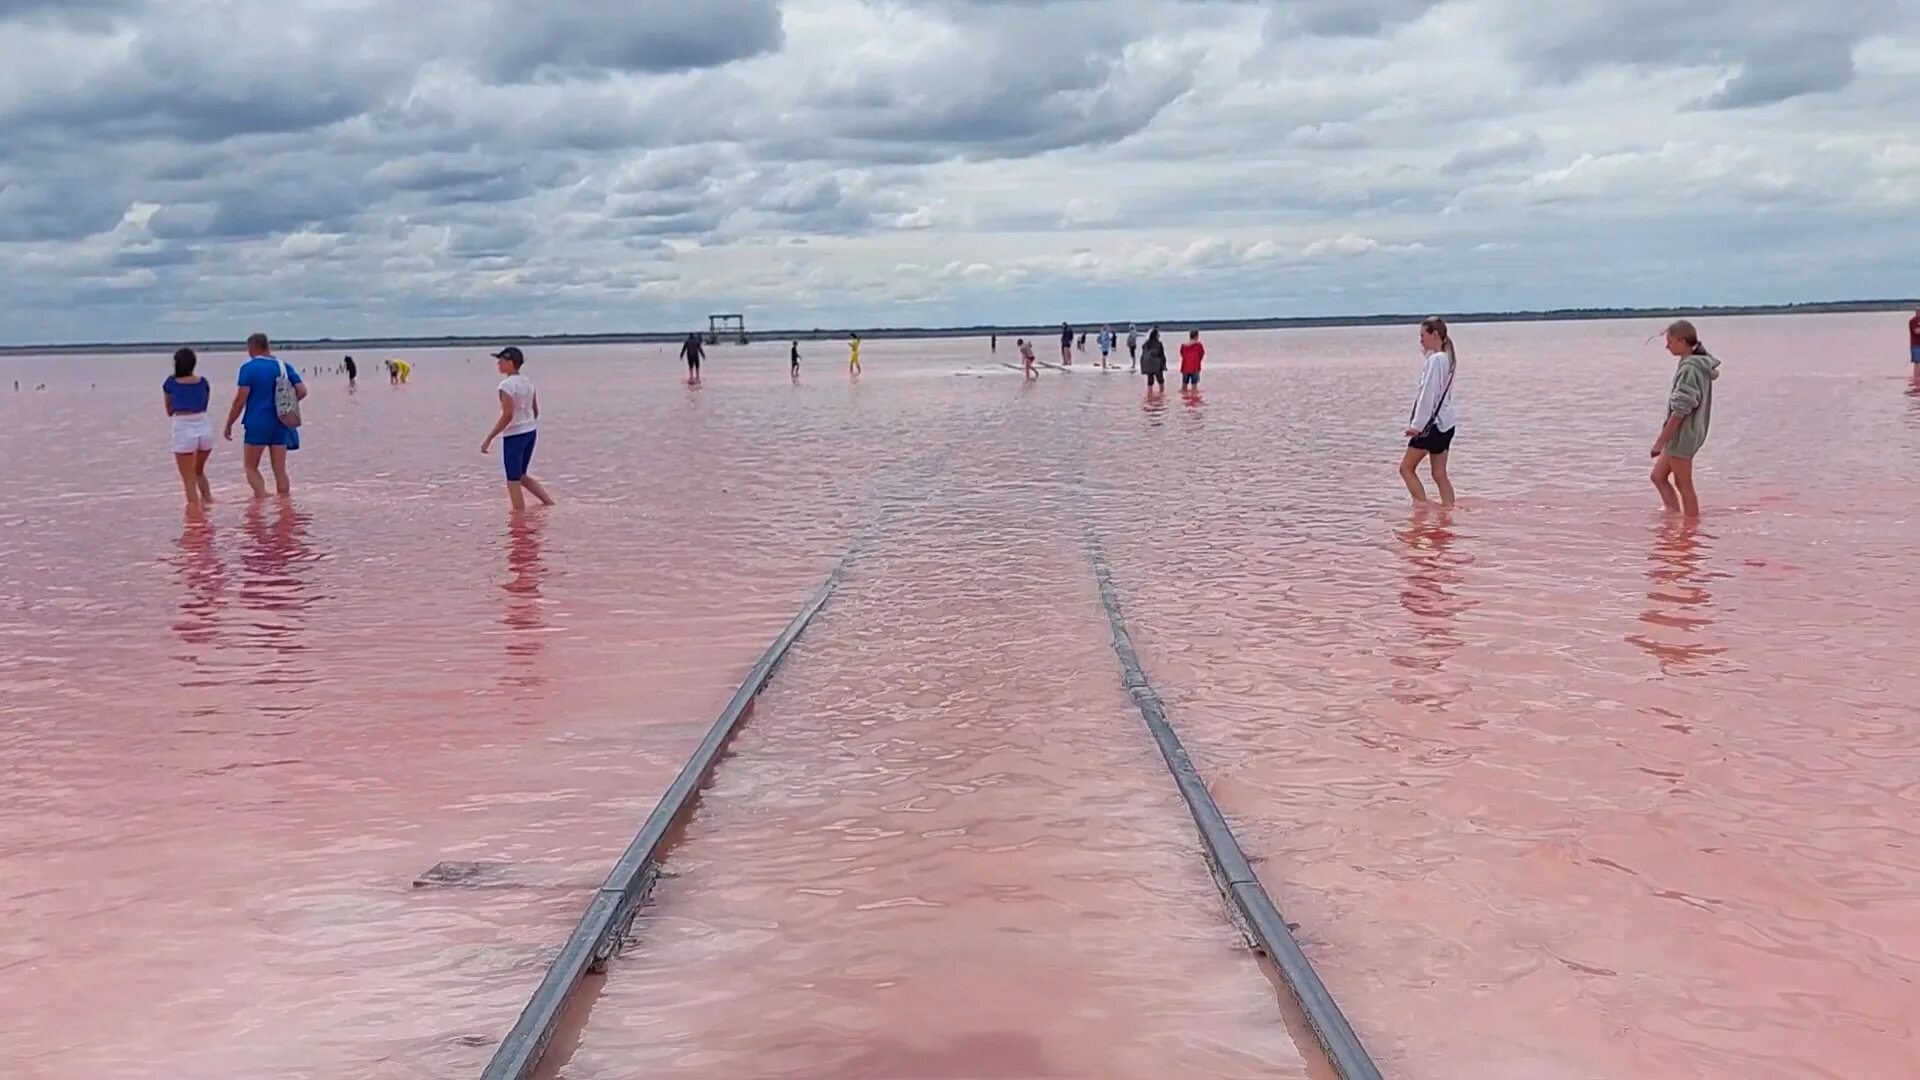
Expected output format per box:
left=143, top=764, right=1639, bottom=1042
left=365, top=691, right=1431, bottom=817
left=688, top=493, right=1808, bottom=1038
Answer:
left=1399, top=316, right=1459, bottom=507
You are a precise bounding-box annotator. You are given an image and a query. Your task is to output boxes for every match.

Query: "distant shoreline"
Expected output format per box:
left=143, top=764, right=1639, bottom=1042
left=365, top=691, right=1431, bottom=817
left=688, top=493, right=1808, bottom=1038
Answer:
left=4, top=299, right=1914, bottom=357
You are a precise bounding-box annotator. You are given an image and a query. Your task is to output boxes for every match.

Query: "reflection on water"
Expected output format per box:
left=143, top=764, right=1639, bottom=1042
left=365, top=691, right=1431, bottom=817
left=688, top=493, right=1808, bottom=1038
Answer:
left=1391, top=509, right=1472, bottom=674
left=235, top=498, right=318, bottom=687
left=1141, top=390, right=1167, bottom=426
left=1626, top=517, right=1729, bottom=675
left=171, top=513, right=226, bottom=650
left=501, top=510, right=548, bottom=686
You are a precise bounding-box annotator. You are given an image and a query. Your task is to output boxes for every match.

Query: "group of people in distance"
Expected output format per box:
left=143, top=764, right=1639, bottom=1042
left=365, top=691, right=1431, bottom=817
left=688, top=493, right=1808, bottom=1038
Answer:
left=162, top=333, right=555, bottom=512
left=1013, top=323, right=1206, bottom=389
left=678, top=331, right=861, bottom=385
left=162, top=310, right=1913, bottom=520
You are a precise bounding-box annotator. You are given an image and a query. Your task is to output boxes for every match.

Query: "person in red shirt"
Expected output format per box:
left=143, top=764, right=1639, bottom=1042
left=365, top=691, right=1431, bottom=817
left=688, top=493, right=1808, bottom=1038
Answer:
left=1178, top=330, right=1205, bottom=389
left=1908, top=309, right=1920, bottom=367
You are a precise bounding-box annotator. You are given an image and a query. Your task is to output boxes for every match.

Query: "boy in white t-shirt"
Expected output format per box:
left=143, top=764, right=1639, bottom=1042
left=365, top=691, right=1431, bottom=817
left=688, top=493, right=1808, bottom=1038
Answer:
left=480, top=346, right=555, bottom=510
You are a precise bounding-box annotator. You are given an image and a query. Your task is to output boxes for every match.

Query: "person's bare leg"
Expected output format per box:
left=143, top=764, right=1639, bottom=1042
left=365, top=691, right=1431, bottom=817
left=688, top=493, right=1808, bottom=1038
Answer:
left=194, top=448, right=214, bottom=504
left=1399, top=448, right=1430, bottom=503
left=1669, top=456, right=1699, bottom=518
left=268, top=446, right=291, bottom=496
left=174, top=453, right=202, bottom=506
left=1428, top=451, right=1455, bottom=507
left=1650, top=455, right=1680, bottom=512
left=242, top=444, right=269, bottom=498
left=506, top=480, right=527, bottom=511
left=520, top=476, right=555, bottom=507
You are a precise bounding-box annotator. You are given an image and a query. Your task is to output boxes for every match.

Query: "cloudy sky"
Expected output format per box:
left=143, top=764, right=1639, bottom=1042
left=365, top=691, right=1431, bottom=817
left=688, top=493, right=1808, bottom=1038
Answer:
left=2, top=0, right=1917, bottom=343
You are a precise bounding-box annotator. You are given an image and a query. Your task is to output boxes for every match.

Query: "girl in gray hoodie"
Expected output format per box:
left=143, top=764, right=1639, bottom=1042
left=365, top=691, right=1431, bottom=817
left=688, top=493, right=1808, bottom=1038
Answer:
left=1650, top=320, right=1722, bottom=518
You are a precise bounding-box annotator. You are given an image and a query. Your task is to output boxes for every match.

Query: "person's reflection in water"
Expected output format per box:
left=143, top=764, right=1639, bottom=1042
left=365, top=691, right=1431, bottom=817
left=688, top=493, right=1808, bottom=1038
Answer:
left=235, top=499, right=318, bottom=693
left=1391, top=509, right=1474, bottom=681
left=1180, top=387, right=1205, bottom=419
left=171, top=508, right=226, bottom=650
left=1626, top=517, right=1728, bottom=675
left=1142, top=388, right=1168, bottom=427
left=501, top=509, right=550, bottom=688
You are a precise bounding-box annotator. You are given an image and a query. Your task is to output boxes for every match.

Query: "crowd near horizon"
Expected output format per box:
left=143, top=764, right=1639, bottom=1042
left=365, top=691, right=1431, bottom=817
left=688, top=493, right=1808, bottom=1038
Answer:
left=15, top=308, right=1917, bottom=520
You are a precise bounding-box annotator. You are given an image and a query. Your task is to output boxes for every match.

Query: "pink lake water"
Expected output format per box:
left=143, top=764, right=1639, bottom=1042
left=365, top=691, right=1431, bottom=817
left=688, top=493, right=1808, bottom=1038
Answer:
left=2, top=313, right=1918, bottom=1079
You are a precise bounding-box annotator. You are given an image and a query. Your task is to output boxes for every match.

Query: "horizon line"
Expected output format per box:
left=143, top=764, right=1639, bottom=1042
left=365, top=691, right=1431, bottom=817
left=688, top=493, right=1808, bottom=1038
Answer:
left=4, top=297, right=1915, bottom=356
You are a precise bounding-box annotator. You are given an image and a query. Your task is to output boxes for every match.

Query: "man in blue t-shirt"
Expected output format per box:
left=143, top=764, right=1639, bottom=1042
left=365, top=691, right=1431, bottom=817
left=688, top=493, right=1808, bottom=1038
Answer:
left=222, top=332, right=308, bottom=497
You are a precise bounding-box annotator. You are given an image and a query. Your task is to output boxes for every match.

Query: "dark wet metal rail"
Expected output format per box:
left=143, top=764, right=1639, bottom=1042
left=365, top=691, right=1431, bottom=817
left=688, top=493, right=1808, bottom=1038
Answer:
left=480, top=530, right=1382, bottom=1079
left=479, top=558, right=846, bottom=1080
left=1087, top=535, right=1385, bottom=1080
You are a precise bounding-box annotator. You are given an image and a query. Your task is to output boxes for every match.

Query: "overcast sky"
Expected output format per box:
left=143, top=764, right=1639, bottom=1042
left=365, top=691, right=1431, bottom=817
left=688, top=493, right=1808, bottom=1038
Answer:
left=2, top=0, right=1917, bottom=343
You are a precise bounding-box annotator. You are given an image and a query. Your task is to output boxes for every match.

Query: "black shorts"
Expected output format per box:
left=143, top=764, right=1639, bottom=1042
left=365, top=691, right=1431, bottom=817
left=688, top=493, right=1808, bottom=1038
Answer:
left=1146, top=372, right=1164, bottom=388
left=687, top=357, right=701, bottom=371
left=1408, top=425, right=1456, bottom=454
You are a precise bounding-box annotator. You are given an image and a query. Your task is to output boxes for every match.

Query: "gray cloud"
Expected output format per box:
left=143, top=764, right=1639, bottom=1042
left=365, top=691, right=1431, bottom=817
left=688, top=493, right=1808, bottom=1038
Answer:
left=1441, top=130, right=1545, bottom=175
left=476, top=0, right=784, bottom=80
left=0, top=0, right=1916, bottom=344
left=1508, top=0, right=1913, bottom=109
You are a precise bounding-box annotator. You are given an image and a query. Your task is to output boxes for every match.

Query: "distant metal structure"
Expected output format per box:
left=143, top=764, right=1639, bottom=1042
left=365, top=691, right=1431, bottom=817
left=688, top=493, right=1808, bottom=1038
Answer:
left=707, top=314, right=747, bottom=346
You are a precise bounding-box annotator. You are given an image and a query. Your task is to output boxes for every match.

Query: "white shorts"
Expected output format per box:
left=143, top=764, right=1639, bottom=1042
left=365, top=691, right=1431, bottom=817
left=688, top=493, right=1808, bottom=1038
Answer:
left=170, top=415, right=214, bottom=454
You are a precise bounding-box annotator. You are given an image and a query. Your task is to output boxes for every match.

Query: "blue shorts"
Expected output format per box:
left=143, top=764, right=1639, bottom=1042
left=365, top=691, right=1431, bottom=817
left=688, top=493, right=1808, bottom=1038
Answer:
left=243, top=420, right=298, bottom=450
left=1911, top=346, right=1920, bottom=364
left=502, top=431, right=537, bottom=482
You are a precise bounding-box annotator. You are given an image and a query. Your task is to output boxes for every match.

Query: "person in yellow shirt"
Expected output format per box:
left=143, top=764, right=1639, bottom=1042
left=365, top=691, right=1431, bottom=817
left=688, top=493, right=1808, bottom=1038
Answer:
left=848, top=333, right=861, bottom=376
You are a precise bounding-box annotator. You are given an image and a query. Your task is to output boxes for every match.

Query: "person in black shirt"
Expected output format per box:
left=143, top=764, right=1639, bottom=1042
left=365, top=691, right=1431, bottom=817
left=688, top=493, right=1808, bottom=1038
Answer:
left=790, top=341, right=801, bottom=377
left=680, top=333, right=705, bottom=384
left=343, top=355, right=357, bottom=386
left=1060, top=323, right=1073, bottom=366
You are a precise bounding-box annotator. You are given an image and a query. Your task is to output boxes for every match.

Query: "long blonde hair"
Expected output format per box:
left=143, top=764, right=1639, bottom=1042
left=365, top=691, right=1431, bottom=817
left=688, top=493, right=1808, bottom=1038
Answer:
left=1422, top=315, right=1456, bottom=369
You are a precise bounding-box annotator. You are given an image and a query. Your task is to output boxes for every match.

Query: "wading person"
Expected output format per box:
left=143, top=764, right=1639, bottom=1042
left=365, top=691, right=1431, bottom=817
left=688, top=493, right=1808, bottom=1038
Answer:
left=1650, top=320, right=1720, bottom=519
left=481, top=347, right=555, bottom=511
left=1140, top=328, right=1167, bottom=392
left=1060, top=322, right=1073, bottom=366
left=680, top=332, right=704, bottom=385
left=848, top=333, right=862, bottom=376
left=223, top=332, right=305, bottom=498
left=1399, top=316, right=1458, bottom=508
left=1018, top=338, right=1037, bottom=380
left=163, top=347, right=215, bottom=508
left=1178, top=329, right=1205, bottom=390
left=1126, top=324, right=1139, bottom=371
left=791, top=340, right=801, bottom=378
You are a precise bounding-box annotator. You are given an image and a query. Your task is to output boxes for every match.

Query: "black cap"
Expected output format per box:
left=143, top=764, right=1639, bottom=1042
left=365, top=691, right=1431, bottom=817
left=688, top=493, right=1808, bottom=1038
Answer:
left=492, top=346, right=525, bottom=364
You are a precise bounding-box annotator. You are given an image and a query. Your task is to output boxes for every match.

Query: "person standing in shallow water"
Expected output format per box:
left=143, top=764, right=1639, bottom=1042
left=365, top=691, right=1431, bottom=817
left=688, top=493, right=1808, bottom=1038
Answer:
left=1126, top=324, right=1139, bottom=371
left=680, top=332, right=705, bottom=385
left=481, top=346, right=555, bottom=511
left=163, top=347, right=215, bottom=508
left=1060, top=322, right=1073, bottom=366
left=1017, top=338, right=1037, bottom=380
left=224, top=332, right=306, bottom=498
left=790, top=340, right=801, bottom=378
left=1139, top=329, right=1167, bottom=392
left=1399, top=316, right=1459, bottom=508
left=1650, top=319, right=1721, bottom=519
left=1178, top=329, right=1206, bottom=389
left=848, top=333, right=862, bottom=376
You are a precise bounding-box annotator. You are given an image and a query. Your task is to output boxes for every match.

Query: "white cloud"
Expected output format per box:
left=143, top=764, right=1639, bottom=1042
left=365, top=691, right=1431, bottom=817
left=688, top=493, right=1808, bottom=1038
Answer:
left=0, top=0, right=1917, bottom=343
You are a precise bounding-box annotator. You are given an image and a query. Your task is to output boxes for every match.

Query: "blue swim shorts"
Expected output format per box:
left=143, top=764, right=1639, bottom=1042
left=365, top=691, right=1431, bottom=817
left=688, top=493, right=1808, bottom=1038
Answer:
left=243, top=420, right=298, bottom=449
left=502, top=430, right=537, bottom=482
